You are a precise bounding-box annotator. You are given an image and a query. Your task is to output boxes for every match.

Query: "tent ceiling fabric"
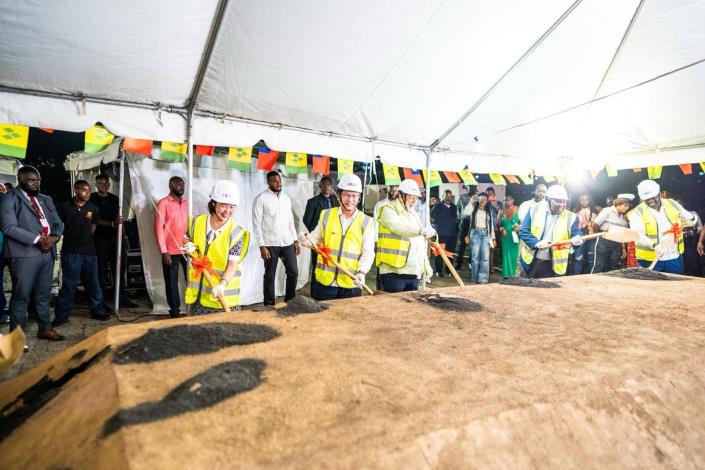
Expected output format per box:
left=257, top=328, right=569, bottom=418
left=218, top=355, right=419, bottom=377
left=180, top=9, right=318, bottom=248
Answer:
left=1, top=0, right=704, bottom=171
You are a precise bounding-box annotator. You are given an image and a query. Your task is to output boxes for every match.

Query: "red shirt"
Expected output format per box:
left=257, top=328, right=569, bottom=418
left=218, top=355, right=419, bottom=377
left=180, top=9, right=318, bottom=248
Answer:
left=154, top=195, right=188, bottom=255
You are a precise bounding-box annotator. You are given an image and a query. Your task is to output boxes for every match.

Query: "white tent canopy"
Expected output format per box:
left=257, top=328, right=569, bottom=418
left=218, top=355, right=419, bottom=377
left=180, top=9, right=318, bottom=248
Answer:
left=2, top=0, right=705, bottom=174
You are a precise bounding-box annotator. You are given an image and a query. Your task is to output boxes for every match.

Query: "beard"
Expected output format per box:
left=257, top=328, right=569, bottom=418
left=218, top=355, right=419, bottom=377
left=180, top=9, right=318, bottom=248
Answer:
left=172, top=188, right=184, bottom=197
left=23, top=186, right=39, bottom=196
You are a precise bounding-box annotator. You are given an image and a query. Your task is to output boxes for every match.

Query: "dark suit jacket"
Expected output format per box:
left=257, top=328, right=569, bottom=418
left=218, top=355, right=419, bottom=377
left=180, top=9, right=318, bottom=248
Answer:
left=303, top=193, right=340, bottom=232
left=0, top=188, right=64, bottom=258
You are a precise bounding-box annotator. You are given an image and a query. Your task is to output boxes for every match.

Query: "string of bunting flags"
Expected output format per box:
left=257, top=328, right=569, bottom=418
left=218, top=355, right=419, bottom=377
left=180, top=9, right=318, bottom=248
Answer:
left=1, top=123, right=704, bottom=185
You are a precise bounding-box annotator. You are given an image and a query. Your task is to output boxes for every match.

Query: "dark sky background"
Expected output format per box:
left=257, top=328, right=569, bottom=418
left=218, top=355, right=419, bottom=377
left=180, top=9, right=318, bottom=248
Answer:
left=23, top=127, right=705, bottom=218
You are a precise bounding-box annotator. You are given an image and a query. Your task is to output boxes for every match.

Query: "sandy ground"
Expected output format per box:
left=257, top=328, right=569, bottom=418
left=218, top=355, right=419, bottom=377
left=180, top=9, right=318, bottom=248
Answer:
left=4, top=272, right=703, bottom=469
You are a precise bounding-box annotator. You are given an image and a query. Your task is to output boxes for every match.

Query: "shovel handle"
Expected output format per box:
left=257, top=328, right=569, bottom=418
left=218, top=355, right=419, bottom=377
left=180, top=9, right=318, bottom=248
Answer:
left=304, top=234, right=374, bottom=295
left=428, top=238, right=465, bottom=287
left=544, top=232, right=605, bottom=249
left=184, top=251, right=231, bottom=313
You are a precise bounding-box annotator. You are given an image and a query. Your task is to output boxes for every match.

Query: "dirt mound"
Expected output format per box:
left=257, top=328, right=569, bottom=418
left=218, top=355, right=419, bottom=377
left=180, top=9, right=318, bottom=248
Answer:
left=408, top=293, right=482, bottom=312
left=499, top=277, right=561, bottom=288
left=277, top=295, right=329, bottom=317
left=112, top=323, right=280, bottom=364
left=600, top=267, right=684, bottom=281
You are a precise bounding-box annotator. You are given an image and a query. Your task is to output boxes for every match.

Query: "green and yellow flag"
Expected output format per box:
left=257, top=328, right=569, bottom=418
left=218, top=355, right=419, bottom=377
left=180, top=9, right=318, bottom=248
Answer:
left=543, top=175, right=556, bottom=182
left=647, top=165, right=662, bottom=180
left=84, top=125, right=115, bottom=154
left=0, top=123, right=29, bottom=159
left=605, top=163, right=618, bottom=177
left=424, top=169, right=442, bottom=187
left=382, top=163, right=401, bottom=185
left=519, top=175, right=534, bottom=185
left=489, top=173, right=506, bottom=185
left=159, top=141, right=187, bottom=162
left=458, top=168, right=477, bottom=185
left=228, top=147, right=252, bottom=171
left=285, top=152, right=308, bottom=174
left=700, top=162, right=705, bottom=173
left=337, top=158, right=354, bottom=176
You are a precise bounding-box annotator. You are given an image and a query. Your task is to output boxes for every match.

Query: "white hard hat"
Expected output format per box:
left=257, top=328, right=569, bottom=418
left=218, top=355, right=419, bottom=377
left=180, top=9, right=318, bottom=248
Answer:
left=545, top=184, right=568, bottom=201
left=398, top=179, right=421, bottom=197
left=337, top=174, right=362, bottom=193
left=617, top=193, right=635, bottom=201
left=637, top=180, right=660, bottom=200
left=210, top=180, right=239, bottom=205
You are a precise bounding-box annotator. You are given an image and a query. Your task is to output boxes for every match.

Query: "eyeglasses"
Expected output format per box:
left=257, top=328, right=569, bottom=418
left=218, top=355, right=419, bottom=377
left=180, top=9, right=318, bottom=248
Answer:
left=340, top=193, right=359, bottom=199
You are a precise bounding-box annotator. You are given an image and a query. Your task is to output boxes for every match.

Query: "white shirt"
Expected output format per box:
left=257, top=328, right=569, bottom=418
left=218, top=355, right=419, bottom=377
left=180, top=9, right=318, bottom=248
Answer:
left=307, top=209, right=377, bottom=284
left=536, top=213, right=560, bottom=261
left=629, top=200, right=694, bottom=261
left=252, top=188, right=297, bottom=247
left=21, top=189, right=51, bottom=243
left=373, top=197, right=391, bottom=220
left=414, top=200, right=428, bottom=225
left=518, top=198, right=542, bottom=223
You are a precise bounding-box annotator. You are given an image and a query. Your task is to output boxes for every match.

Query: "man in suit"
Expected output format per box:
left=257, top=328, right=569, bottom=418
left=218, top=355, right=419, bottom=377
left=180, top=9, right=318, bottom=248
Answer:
left=1, top=166, right=65, bottom=340
left=302, top=176, right=340, bottom=283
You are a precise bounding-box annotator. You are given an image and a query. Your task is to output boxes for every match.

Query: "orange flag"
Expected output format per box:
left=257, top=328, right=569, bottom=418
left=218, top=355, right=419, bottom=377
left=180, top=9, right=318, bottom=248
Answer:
left=122, top=138, right=153, bottom=155
left=679, top=164, right=692, bottom=175
left=195, top=145, right=215, bottom=156
left=443, top=171, right=461, bottom=183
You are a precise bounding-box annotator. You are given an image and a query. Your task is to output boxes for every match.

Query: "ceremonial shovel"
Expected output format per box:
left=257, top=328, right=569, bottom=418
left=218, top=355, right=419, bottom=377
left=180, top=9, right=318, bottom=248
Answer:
left=183, top=238, right=231, bottom=313
left=427, top=237, right=465, bottom=287
left=0, top=326, right=25, bottom=374
left=541, top=225, right=639, bottom=249
left=303, top=233, right=375, bottom=295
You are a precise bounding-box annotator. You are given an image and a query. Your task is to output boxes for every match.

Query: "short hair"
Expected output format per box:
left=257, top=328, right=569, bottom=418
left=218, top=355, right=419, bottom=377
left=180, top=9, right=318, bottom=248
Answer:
left=613, top=197, right=631, bottom=207
left=18, top=165, right=39, bottom=177
left=95, top=174, right=110, bottom=182
left=486, top=186, right=495, bottom=193
left=208, top=200, right=216, bottom=214
left=169, top=176, right=184, bottom=183
left=74, top=179, right=90, bottom=189
left=444, top=189, right=453, bottom=195
left=320, top=176, right=333, bottom=184
left=266, top=170, right=280, bottom=180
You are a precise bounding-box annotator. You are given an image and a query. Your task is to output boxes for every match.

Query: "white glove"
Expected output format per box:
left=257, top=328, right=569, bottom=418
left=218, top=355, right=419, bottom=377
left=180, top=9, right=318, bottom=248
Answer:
left=570, top=236, right=584, bottom=246
left=420, top=227, right=437, bottom=238
left=535, top=240, right=551, bottom=250
left=654, top=243, right=664, bottom=258
left=297, top=232, right=312, bottom=247
left=353, top=272, right=366, bottom=288
left=182, top=241, right=197, bottom=255
left=211, top=281, right=226, bottom=298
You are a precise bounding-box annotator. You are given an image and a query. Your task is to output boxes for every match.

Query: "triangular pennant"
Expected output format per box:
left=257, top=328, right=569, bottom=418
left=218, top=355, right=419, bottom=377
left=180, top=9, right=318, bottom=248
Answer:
left=227, top=147, right=252, bottom=171
left=122, top=138, right=153, bottom=156
left=519, top=175, right=534, bottom=185
left=504, top=175, right=520, bottom=184
left=542, top=175, right=556, bottom=182
left=312, top=155, right=330, bottom=175
left=647, top=166, right=662, bottom=179
left=443, top=171, right=461, bottom=183
left=700, top=162, right=705, bottom=173
left=424, top=169, right=442, bottom=187
left=84, top=124, right=114, bottom=154
left=195, top=145, right=215, bottom=156
left=257, top=148, right=280, bottom=171
left=337, top=158, right=354, bottom=176
left=402, top=168, right=424, bottom=189
left=633, top=168, right=642, bottom=173
left=39, top=128, right=55, bottom=134
left=489, top=173, right=506, bottom=185
left=589, top=169, right=601, bottom=180
left=0, top=123, right=29, bottom=159
left=382, top=163, right=401, bottom=185
left=285, top=152, right=308, bottom=174
left=678, top=163, right=692, bottom=175
left=159, top=141, right=187, bottom=162
left=458, top=168, right=477, bottom=185
left=605, top=163, right=618, bottom=177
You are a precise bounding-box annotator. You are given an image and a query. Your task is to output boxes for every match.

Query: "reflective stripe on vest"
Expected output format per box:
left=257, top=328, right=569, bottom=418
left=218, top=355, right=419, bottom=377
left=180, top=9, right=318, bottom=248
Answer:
left=185, top=215, right=250, bottom=309
left=519, top=202, right=574, bottom=275
left=375, top=202, right=411, bottom=268
left=315, top=207, right=370, bottom=288
left=632, top=200, right=684, bottom=261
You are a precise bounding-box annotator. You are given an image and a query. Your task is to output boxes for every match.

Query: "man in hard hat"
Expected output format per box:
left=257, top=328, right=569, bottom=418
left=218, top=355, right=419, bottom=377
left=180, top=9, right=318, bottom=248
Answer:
left=183, top=180, right=250, bottom=314
left=376, top=179, right=435, bottom=292
left=518, top=184, right=582, bottom=278
left=299, top=174, right=376, bottom=300
left=628, top=180, right=694, bottom=274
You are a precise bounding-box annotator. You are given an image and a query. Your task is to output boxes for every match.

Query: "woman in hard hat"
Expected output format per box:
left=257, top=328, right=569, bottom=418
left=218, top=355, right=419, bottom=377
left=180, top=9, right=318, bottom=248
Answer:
left=376, top=178, right=435, bottom=292
left=183, top=180, right=250, bottom=314
left=518, top=184, right=582, bottom=278
left=300, top=174, right=376, bottom=300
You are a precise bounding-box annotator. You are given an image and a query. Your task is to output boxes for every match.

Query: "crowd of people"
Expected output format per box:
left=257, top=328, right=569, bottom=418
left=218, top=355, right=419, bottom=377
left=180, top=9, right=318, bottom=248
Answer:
left=1, top=166, right=703, bottom=346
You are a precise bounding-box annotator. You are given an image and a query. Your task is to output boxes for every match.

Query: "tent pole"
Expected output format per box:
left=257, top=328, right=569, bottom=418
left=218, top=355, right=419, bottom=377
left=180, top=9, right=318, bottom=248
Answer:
left=421, top=148, right=432, bottom=290
left=114, top=150, right=126, bottom=315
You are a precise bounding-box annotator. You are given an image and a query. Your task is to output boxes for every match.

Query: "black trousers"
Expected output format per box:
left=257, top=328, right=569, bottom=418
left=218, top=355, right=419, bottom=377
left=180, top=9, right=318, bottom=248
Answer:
left=592, top=238, right=622, bottom=273
left=435, top=234, right=457, bottom=274
left=455, top=218, right=470, bottom=268
left=684, top=235, right=704, bottom=276
left=528, top=259, right=557, bottom=278
left=94, top=236, right=128, bottom=305
left=310, top=280, right=361, bottom=301
left=162, top=254, right=188, bottom=315
left=263, top=244, right=298, bottom=305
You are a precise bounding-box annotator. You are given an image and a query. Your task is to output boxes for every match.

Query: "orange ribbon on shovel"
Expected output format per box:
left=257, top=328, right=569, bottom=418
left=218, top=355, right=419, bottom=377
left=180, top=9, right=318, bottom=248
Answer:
left=431, top=242, right=456, bottom=259
left=551, top=241, right=572, bottom=250
left=317, top=243, right=333, bottom=266
left=662, top=223, right=682, bottom=243
left=191, top=254, right=217, bottom=281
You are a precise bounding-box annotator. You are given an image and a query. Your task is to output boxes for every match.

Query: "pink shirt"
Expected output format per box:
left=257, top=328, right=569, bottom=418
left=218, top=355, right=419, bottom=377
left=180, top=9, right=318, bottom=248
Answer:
left=154, top=195, right=188, bottom=255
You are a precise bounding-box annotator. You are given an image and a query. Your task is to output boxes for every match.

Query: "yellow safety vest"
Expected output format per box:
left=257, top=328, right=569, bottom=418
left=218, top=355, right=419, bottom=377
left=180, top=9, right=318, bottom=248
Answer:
left=629, top=200, right=684, bottom=261
left=520, top=202, right=576, bottom=275
left=375, top=200, right=411, bottom=268
left=185, top=215, right=249, bottom=309
left=314, top=207, right=372, bottom=289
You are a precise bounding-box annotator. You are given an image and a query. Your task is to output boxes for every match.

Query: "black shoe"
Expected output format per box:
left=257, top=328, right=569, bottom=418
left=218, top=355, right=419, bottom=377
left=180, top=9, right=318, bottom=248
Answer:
left=169, top=312, right=182, bottom=318
left=23, top=345, right=29, bottom=353
left=52, top=318, right=69, bottom=328
left=119, top=299, right=138, bottom=309
left=90, top=314, right=111, bottom=321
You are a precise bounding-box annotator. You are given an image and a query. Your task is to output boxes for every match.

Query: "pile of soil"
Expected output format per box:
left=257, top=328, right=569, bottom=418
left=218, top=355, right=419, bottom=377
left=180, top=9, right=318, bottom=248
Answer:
left=277, top=296, right=329, bottom=317
left=103, top=359, right=265, bottom=436
left=600, top=267, right=683, bottom=281
left=499, top=277, right=561, bottom=288
left=112, top=323, right=280, bottom=364
left=409, top=293, right=482, bottom=313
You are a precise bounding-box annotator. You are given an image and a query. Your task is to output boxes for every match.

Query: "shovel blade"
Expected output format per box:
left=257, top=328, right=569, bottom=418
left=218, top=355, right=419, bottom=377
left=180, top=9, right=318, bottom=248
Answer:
left=0, top=326, right=26, bottom=374
left=603, top=225, right=639, bottom=243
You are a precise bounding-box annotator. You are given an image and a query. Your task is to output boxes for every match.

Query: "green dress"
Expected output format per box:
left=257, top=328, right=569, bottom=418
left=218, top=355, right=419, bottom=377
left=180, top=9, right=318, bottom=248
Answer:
left=500, top=210, right=520, bottom=277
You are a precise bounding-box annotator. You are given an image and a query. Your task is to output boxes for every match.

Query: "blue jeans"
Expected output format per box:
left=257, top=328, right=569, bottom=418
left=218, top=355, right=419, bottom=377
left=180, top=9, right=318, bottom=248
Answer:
left=571, top=238, right=595, bottom=275
left=56, top=253, right=105, bottom=321
left=638, top=256, right=684, bottom=274
left=470, top=229, right=490, bottom=283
